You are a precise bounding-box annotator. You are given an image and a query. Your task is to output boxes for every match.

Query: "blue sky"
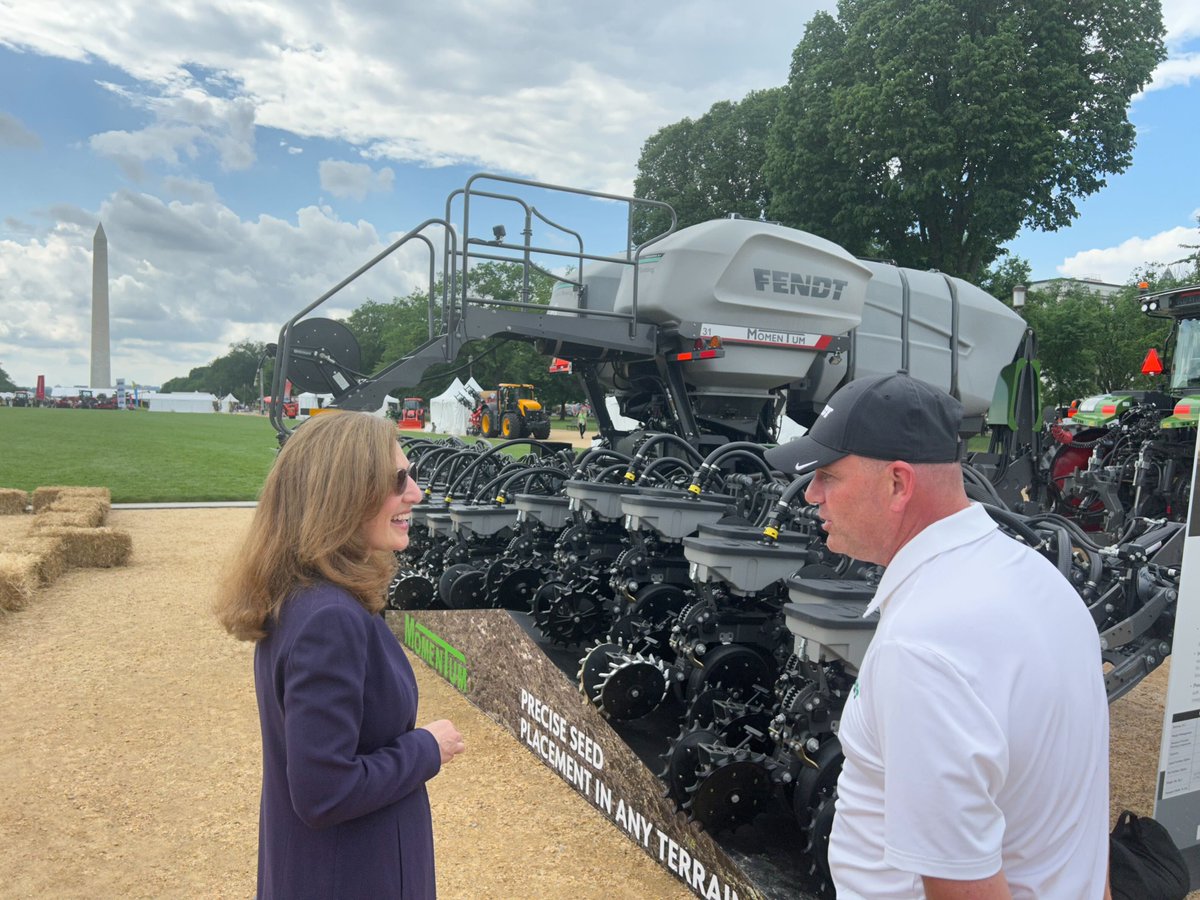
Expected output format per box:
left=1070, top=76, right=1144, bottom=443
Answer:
left=0, top=0, right=1197, bottom=390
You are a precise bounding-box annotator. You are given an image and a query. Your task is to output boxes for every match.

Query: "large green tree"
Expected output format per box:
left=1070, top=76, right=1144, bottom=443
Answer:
left=161, top=340, right=270, bottom=403
left=1020, top=284, right=1169, bottom=406
left=373, top=261, right=578, bottom=412
left=633, top=88, right=783, bottom=244
left=0, top=364, right=16, bottom=392
left=765, top=0, right=1165, bottom=280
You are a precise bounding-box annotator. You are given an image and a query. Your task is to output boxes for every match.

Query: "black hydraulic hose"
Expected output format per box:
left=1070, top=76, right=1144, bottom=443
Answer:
left=593, top=462, right=632, bottom=483
left=692, top=448, right=774, bottom=492
left=494, top=466, right=569, bottom=502
left=420, top=448, right=479, bottom=502
left=572, top=448, right=634, bottom=478
left=1025, top=511, right=1108, bottom=553
left=1041, top=522, right=1076, bottom=579
left=762, top=472, right=815, bottom=540
left=961, top=464, right=1008, bottom=509
left=1025, top=512, right=1105, bottom=596
left=445, top=438, right=557, bottom=499
left=410, top=445, right=463, bottom=481
left=624, top=432, right=705, bottom=482
left=470, top=466, right=524, bottom=503
left=639, top=456, right=694, bottom=485
left=980, top=503, right=1045, bottom=551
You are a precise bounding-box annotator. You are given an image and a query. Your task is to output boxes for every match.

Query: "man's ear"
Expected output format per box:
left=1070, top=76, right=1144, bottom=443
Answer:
left=886, top=461, right=917, bottom=509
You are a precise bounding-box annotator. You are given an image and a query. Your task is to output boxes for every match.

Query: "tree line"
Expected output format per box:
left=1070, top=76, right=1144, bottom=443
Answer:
left=153, top=0, right=1193, bottom=418
left=159, top=262, right=581, bottom=414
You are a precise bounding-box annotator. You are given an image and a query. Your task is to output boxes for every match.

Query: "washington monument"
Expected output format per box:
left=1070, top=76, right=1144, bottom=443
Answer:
left=90, top=222, right=111, bottom=389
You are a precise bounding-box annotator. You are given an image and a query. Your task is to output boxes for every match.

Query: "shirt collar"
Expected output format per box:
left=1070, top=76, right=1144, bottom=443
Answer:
left=863, top=503, right=997, bottom=617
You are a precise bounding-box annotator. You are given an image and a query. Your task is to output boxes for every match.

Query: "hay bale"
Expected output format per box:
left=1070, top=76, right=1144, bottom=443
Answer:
left=36, top=497, right=109, bottom=528
left=0, top=553, right=41, bottom=612
left=31, top=510, right=105, bottom=530
left=35, top=527, right=132, bottom=568
left=7, top=535, right=69, bottom=585
left=31, top=486, right=111, bottom=512
left=48, top=496, right=111, bottom=519
left=0, top=489, right=29, bottom=515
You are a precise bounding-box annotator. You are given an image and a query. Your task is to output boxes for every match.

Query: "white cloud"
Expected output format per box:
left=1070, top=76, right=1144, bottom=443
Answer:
left=0, top=191, right=438, bottom=386
left=1143, top=0, right=1200, bottom=93
left=318, top=160, right=394, bottom=201
left=1146, top=52, right=1200, bottom=93
left=1162, top=0, right=1200, bottom=46
left=0, top=111, right=41, bottom=149
left=88, top=86, right=257, bottom=179
left=0, top=0, right=829, bottom=193
left=1057, top=218, right=1199, bottom=284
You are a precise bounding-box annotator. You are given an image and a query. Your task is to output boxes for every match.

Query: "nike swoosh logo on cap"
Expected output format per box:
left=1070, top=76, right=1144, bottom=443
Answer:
left=794, top=460, right=819, bottom=472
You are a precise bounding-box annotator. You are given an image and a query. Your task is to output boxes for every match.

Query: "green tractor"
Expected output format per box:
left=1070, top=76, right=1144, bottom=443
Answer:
left=1043, top=282, right=1200, bottom=529
left=475, top=383, right=552, bottom=440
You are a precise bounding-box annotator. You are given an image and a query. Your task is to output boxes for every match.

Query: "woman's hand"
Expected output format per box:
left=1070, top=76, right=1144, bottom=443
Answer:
left=420, top=719, right=466, bottom=765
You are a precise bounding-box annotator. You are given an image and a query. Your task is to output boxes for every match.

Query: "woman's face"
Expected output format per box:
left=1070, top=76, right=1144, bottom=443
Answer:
left=362, top=443, right=422, bottom=553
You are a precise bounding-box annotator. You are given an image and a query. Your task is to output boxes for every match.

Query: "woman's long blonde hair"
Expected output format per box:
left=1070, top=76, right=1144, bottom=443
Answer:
left=215, top=412, right=400, bottom=641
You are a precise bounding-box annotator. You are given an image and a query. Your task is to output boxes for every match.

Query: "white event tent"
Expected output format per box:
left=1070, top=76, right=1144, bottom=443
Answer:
left=429, top=377, right=482, bottom=435
left=146, top=392, right=218, bottom=414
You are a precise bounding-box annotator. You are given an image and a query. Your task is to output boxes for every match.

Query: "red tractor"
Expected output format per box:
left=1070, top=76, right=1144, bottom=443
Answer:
left=397, top=397, right=426, bottom=430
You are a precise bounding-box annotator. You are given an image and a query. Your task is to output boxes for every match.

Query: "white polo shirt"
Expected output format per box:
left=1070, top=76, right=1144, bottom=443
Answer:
left=828, top=503, right=1109, bottom=899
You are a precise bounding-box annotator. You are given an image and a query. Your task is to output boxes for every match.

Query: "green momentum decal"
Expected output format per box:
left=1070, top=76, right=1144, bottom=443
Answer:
left=403, top=615, right=470, bottom=692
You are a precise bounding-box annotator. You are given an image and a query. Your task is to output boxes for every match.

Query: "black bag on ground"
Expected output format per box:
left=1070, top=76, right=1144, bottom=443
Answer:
left=1109, top=809, right=1190, bottom=900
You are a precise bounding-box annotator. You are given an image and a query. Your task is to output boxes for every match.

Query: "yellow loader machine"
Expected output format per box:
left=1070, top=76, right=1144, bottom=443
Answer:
left=473, top=384, right=552, bottom=440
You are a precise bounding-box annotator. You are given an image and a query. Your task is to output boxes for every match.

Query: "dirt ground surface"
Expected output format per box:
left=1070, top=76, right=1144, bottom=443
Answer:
left=0, top=501, right=1181, bottom=900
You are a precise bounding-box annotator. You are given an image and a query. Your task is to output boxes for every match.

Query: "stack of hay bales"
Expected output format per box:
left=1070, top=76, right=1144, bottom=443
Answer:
left=0, top=487, right=132, bottom=614
left=0, top=488, right=27, bottom=516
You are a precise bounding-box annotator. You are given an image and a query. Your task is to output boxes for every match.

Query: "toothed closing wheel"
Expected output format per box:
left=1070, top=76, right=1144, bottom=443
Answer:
left=491, top=566, right=542, bottom=611
left=387, top=571, right=436, bottom=610
left=578, top=641, right=623, bottom=701
left=687, top=756, right=773, bottom=832
left=531, top=580, right=610, bottom=646
left=660, top=725, right=721, bottom=808
left=597, top=654, right=669, bottom=720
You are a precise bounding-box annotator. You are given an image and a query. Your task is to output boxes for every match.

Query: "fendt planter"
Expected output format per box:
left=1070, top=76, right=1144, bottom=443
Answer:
left=268, top=174, right=1182, bottom=896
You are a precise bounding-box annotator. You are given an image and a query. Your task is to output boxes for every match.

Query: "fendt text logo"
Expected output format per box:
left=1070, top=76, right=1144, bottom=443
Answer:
left=753, top=268, right=848, bottom=300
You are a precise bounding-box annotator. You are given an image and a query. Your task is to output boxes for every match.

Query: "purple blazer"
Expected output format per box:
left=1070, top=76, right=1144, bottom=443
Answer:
left=254, top=582, right=442, bottom=899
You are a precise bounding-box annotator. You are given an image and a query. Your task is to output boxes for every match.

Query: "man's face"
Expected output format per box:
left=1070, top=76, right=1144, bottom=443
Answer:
left=803, top=454, right=895, bottom=564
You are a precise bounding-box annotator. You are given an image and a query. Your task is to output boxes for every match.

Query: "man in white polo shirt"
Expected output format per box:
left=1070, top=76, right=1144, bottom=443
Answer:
left=765, top=373, right=1109, bottom=899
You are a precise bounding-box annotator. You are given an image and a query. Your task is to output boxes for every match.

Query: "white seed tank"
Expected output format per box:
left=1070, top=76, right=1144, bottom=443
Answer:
left=550, top=219, right=1026, bottom=417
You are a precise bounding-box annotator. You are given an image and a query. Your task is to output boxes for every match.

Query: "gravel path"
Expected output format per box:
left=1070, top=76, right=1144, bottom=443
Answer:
left=0, top=508, right=689, bottom=900
left=0, top=505, right=1176, bottom=898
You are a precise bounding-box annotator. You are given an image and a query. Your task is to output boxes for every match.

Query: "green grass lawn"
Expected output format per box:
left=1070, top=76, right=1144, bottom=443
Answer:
left=0, top=406, right=998, bottom=503
left=0, top=407, right=282, bottom=503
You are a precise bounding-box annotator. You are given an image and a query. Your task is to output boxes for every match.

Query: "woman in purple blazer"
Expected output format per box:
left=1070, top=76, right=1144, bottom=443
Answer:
left=216, top=412, right=465, bottom=899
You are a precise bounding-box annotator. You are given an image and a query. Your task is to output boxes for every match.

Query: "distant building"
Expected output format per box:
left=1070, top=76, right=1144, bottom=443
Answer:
left=1028, top=277, right=1125, bottom=299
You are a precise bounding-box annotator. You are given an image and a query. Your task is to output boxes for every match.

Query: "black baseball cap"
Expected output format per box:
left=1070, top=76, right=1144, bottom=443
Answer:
left=765, top=373, right=964, bottom=475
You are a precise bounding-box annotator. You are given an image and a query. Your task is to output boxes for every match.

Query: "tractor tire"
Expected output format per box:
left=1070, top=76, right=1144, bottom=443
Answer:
left=481, top=407, right=499, bottom=438
left=501, top=411, right=523, bottom=439
left=531, top=422, right=551, bottom=440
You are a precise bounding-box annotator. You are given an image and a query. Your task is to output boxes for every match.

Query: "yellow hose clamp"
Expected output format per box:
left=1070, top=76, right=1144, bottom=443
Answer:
left=687, top=483, right=701, bottom=495
left=763, top=525, right=779, bottom=540
left=495, top=495, right=506, bottom=504
left=623, top=470, right=636, bottom=482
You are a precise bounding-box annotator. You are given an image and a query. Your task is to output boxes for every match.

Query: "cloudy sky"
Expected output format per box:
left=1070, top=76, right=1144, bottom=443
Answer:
left=1, top=1, right=1198, bottom=389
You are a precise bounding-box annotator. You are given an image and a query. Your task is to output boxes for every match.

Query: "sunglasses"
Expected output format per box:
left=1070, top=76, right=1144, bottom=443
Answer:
left=393, top=468, right=411, bottom=494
